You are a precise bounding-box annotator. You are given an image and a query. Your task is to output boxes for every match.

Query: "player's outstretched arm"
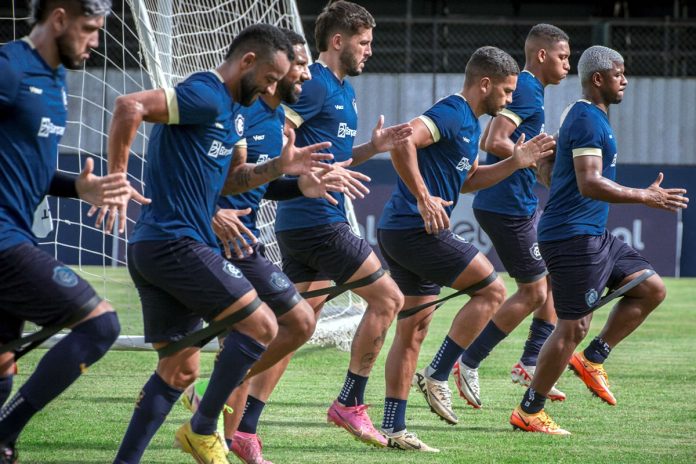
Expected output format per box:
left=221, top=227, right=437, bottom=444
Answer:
left=461, top=133, right=555, bottom=193
left=576, top=157, right=689, bottom=211
left=212, top=208, right=257, bottom=259
left=480, top=112, right=518, bottom=158
left=351, top=115, right=413, bottom=165
left=298, top=158, right=372, bottom=204
left=391, top=118, right=452, bottom=234
left=221, top=128, right=332, bottom=195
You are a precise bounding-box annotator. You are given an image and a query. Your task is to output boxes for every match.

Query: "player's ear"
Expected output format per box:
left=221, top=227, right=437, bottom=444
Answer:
left=50, top=7, right=69, bottom=33
left=480, top=76, right=491, bottom=95
left=538, top=48, right=546, bottom=64
left=592, top=70, right=603, bottom=88
left=239, top=52, right=257, bottom=70
left=330, top=32, right=343, bottom=51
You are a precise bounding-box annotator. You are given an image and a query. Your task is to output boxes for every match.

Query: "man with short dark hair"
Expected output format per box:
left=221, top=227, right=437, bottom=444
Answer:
left=510, top=45, right=688, bottom=435
left=108, top=24, right=331, bottom=464
left=0, top=1, right=133, bottom=462
left=457, top=23, right=571, bottom=409
left=379, top=46, right=555, bottom=450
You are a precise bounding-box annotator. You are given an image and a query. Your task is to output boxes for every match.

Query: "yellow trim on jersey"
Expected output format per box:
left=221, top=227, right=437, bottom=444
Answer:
left=572, top=147, right=602, bottom=158
left=211, top=70, right=224, bottom=83
left=164, top=88, right=179, bottom=125
left=282, top=104, right=304, bottom=128
left=499, top=108, right=523, bottom=127
left=234, top=138, right=247, bottom=148
left=418, top=115, right=441, bottom=143
left=21, top=37, right=35, bottom=49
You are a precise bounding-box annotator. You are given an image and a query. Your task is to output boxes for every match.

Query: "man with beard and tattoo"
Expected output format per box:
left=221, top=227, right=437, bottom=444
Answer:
left=107, top=24, right=332, bottom=464
left=0, top=1, right=140, bottom=462
left=181, top=28, right=371, bottom=464
left=270, top=0, right=412, bottom=449
left=378, top=47, right=556, bottom=451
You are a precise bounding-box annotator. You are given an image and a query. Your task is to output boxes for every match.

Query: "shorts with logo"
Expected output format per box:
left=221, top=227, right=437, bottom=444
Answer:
left=378, top=228, right=480, bottom=296
left=228, top=242, right=301, bottom=317
left=474, top=208, right=547, bottom=283
left=127, top=237, right=254, bottom=344
left=276, top=222, right=373, bottom=285
left=540, top=230, right=653, bottom=320
left=0, top=242, right=101, bottom=344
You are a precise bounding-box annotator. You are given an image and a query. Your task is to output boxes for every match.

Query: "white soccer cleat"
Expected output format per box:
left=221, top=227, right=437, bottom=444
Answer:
left=384, top=429, right=440, bottom=453
left=412, top=368, right=458, bottom=425
left=453, top=358, right=482, bottom=409
left=511, top=361, right=566, bottom=402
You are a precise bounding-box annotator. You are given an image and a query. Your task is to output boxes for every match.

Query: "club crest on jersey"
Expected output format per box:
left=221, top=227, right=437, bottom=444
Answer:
left=337, top=122, right=356, bottom=138
left=37, top=117, right=66, bottom=138
left=234, top=114, right=245, bottom=137
left=207, top=140, right=234, bottom=158
left=456, top=156, right=472, bottom=172
left=269, top=272, right=291, bottom=291
left=529, top=243, right=542, bottom=261
left=222, top=262, right=243, bottom=279
left=52, top=266, right=78, bottom=288
left=585, top=288, right=599, bottom=308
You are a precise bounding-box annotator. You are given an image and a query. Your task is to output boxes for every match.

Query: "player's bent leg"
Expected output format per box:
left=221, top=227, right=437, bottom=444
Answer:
left=0, top=353, right=14, bottom=409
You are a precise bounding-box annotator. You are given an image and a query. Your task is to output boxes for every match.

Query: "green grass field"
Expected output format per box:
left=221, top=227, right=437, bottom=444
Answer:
left=12, top=268, right=696, bottom=463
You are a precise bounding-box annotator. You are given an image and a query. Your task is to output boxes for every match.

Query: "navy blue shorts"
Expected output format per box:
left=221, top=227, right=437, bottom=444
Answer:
left=276, top=222, right=373, bottom=285
left=0, top=243, right=101, bottom=344
left=474, top=208, right=547, bottom=283
left=540, top=231, right=653, bottom=320
left=127, top=237, right=255, bottom=344
left=378, top=228, right=480, bottom=296
left=228, top=242, right=301, bottom=317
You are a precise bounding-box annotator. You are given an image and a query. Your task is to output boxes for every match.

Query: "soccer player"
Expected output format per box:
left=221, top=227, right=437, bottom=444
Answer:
left=243, top=0, right=411, bottom=449
left=0, top=0, right=136, bottom=462
left=509, top=45, right=688, bottom=435
left=378, top=46, right=556, bottom=450
left=456, top=24, right=571, bottom=409
left=206, top=29, right=370, bottom=463
left=108, top=25, right=331, bottom=464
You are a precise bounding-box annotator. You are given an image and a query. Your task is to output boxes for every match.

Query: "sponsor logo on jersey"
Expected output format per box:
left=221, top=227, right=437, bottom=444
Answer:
left=252, top=134, right=265, bottom=141
left=37, top=117, right=66, bottom=138
left=214, top=122, right=224, bottom=129
left=462, top=136, right=470, bottom=143
left=269, top=272, right=291, bottom=291
left=456, top=156, right=472, bottom=172
left=610, top=153, right=618, bottom=167
left=585, top=288, right=599, bottom=308
left=529, top=242, right=542, bottom=261
left=256, top=154, right=269, bottom=164
left=207, top=140, right=234, bottom=158
left=337, top=122, right=357, bottom=138
left=222, top=261, right=243, bottom=278
left=29, top=86, right=43, bottom=95
left=234, top=114, right=245, bottom=136
left=334, top=104, right=344, bottom=110
left=52, top=266, right=78, bottom=287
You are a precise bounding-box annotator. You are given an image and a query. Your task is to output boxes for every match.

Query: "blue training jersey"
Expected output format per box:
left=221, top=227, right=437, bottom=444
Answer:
left=275, top=62, right=357, bottom=231
left=379, top=94, right=480, bottom=230
left=473, top=70, right=545, bottom=217
left=0, top=38, right=67, bottom=251
left=538, top=100, right=618, bottom=241
left=131, top=71, right=245, bottom=248
left=217, top=98, right=284, bottom=240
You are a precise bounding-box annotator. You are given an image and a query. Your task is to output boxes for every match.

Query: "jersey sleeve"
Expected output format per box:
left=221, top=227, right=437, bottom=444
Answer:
left=165, top=75, right=224, bottom=125
left=419, top=98, right=462, bottom=143
left=0, top=56, right=21, bottom=107
left=499, top=82, right=536, bottom=127
left=567, top=112, right=604, bottom=158
left=282, top=75, right=327, bottom=127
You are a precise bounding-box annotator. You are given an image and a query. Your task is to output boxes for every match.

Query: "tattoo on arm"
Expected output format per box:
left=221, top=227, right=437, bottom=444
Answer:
left=233, top=167, right=252, bottom=189
left=252, top=157, right=282, bottom=181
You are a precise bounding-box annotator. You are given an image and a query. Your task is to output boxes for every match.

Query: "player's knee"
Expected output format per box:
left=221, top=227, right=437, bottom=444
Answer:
left=518, top=283, right=547, bottom=310
left=484, top=278, right=507, bottom=310
left=377, top=282, right=405, bottom=318
left=73, top=311, right=121, bottom=361
left=644, top=276, right=667, bottom=309
left=253, top=307, right=279, bottom=346
left=169, top=366, right=199, bottom=390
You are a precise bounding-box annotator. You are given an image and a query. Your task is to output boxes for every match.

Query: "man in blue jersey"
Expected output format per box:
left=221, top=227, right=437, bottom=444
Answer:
left=108, top=25, right=332, bottom=464
left=378, top=46, right=556, bottom=451
left=0, top=1, right=135, bottom=462
left=510, top=46, right=688, bottom=435
left=456, top=24, right=571, bottom=409
left=231, top=1, right=412, bottom=450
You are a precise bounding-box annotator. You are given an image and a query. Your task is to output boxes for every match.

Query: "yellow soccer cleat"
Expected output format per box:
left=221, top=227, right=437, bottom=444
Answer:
left=568, top=352, right=616, bottom=405
left=509, top=406, right=570, bottom=435
left=174, top=421, right=229, bottom=464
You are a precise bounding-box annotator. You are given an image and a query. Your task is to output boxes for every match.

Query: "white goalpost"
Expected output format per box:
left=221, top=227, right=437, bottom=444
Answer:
left=1, top=0, right=365, bottom=352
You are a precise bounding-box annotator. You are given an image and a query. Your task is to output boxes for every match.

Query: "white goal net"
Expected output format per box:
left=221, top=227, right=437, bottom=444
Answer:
left=1, top=0, right=365, bottom=352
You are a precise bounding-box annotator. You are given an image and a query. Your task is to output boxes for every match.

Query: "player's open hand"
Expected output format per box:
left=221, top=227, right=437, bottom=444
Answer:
left=370, top=115, right=413, bottom=154
left=512, top=133, right=556, bottom=169
left=644, top=172, right=689, bottom=212
left=279, top=128, right=332, bottom=178
left=78, top=158, right=151, bottom=235
left=212, top=208, right=257, bottom=259
left=300, top=158, right=371, bottom=205
left=417, top=194, right=453, bottom=234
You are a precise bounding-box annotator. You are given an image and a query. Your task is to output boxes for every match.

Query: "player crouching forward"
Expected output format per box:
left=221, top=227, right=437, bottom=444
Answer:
left=510, top=46, right=688, bottom=435
left=377, top=46, right=555, bottom=451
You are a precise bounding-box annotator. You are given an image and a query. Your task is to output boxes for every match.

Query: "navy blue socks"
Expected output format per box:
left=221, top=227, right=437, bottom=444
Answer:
left=460, top=321, right=508, bottom=369
left=520, top=387, right=546, bottom=414
left=237, top=395, right=266, bottom=435
left=520, top=318, right=555, bottom=366
left=381, top=397, right=407, bottom=434
left=584, top=336, right=612, bottom=364
left=337, top=371, right=369, bottom=406
left=428, top=336, right=464, bottom=381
